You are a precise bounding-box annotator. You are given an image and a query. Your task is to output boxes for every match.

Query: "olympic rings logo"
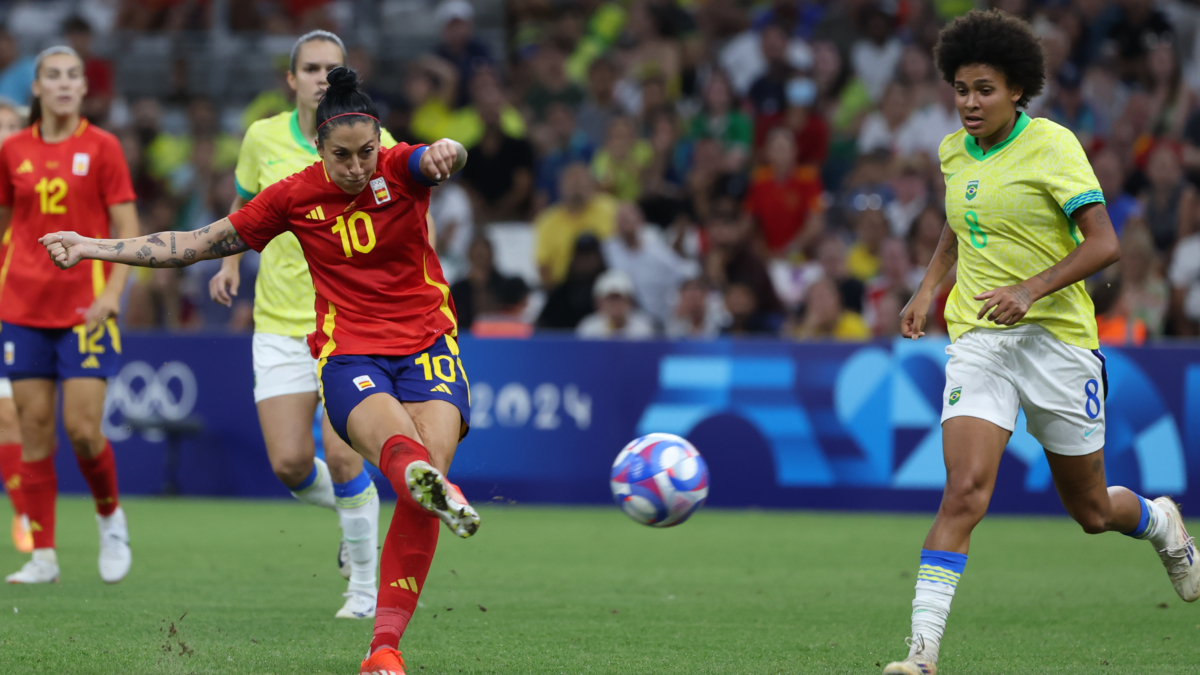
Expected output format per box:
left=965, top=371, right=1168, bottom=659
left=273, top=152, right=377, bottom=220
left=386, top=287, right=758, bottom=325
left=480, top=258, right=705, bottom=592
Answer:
left=102, top=361, right=199, bottom=442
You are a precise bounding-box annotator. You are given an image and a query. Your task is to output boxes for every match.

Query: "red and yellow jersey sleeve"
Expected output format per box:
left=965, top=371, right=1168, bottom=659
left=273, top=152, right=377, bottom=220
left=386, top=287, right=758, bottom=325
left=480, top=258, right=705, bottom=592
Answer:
left=227, top=174, right=295, bottom=252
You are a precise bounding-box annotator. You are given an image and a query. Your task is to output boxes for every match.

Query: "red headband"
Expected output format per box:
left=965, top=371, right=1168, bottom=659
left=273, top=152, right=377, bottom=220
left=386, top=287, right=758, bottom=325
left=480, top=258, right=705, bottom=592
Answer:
left=317, top=112, right=380, bottom=131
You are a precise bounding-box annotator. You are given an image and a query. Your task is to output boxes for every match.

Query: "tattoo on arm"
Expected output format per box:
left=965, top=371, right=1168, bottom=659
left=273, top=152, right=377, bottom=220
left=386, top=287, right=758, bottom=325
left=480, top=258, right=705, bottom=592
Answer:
left=1034, top=246, right=1081, bottom=287
left=937, top=228, right=959, bottom=268
left=147, top=233, right=166, bottom=247
left=204, top=225, right=250, bottom=258
left=192, top=225, right=211, bottom=239
left=1013, top=284, right=1032, bottom=308
left=170, top=232, right=176, bottom=254
left=96, top=241, right=125, bottom=254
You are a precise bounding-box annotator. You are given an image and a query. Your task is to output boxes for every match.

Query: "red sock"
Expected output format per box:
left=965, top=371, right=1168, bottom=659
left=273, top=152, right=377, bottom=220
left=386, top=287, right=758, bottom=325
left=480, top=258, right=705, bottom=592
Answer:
left=76, top=442, right=119, bottom=517
left=21, top=455, right=56, bottom=549
left=370, top=435, right=440, bottom=654
left=0, top=442, right=24, bottom=515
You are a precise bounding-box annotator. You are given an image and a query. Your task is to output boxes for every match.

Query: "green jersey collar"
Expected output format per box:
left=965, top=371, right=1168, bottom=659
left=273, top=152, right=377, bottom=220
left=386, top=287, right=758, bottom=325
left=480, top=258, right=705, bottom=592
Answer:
left=290, top=110, right=319, bottom=156
left=965, top=111, right=1030, bottom=161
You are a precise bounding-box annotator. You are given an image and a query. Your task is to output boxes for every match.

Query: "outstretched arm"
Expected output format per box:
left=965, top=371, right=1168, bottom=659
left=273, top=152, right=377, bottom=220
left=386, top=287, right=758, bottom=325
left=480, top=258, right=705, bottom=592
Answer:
left=41, top=218, right=250, bottom=270
left=419, top=138, right=467, bottom=182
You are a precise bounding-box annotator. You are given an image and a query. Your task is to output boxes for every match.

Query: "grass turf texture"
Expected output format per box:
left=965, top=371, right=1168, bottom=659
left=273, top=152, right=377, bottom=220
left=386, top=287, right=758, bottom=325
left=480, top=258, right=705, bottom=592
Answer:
left=0, top=498, right=1197, bottom=674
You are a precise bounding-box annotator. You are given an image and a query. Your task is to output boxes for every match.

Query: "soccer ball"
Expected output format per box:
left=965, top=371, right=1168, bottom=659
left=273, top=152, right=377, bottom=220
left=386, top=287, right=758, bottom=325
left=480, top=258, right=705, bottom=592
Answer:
left=610, top=433, right=709, bottom=527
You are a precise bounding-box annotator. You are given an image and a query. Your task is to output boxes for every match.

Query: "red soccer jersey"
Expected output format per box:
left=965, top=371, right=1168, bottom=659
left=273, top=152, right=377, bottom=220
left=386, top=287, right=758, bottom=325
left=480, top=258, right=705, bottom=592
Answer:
left=0, top=120, right=135, bottom=328
left=229, top=143, right=457, bottom=358
left=744, top=164, right=823, bottom=253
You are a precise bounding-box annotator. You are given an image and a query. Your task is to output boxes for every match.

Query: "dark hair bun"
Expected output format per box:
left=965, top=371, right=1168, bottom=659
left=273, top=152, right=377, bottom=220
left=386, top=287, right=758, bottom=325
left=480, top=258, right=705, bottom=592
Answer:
left=325, top=66, right=359, bottom=95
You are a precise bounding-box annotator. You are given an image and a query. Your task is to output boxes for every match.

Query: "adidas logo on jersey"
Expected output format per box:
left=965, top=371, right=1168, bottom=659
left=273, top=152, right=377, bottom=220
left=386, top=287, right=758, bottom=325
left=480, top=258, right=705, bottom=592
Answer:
left=388, top=577, right=420, bottom=593
left=430, top=383, right=452, bottom=395
left=305, top=206, right=326, bottom=220
left=15, top=159, right=31, bottom=174
left=81, top=355, right=101, bottom=369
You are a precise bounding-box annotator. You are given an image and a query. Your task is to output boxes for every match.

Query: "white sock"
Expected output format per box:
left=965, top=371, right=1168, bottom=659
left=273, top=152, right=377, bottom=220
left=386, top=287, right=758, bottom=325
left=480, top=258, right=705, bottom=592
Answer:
left=290, top=457, right=336, bottom=510
left=911, top=581, right=955, bottom=662
left=1145, top=499, right=1172, bottom=550
left=336, top=485, right=379, bottom=593
left=32, top=548, right=57, bottom=565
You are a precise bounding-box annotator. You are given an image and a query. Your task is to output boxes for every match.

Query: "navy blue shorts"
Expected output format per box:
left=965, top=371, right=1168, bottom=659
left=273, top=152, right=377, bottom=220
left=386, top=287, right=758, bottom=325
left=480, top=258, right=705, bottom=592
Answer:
left=320, top=335, right=471, bottom=447
left=2, top=320, right=122, bottom=381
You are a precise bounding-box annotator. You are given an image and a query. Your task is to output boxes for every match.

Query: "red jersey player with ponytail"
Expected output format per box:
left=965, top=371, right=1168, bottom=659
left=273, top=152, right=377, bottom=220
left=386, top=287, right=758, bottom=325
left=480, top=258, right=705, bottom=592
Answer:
left=41, top=66, right=474, bottom=675
left=3, top=47, right=138, bottom=584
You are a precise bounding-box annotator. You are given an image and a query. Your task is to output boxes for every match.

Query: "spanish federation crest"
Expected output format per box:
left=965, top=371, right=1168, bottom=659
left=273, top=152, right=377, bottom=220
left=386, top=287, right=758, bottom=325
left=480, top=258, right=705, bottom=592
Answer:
left=370, top=177, right=391, bottom=205
left=965, top=180, right=979, bottom=201
left=948, top=386, right=962, bottom=406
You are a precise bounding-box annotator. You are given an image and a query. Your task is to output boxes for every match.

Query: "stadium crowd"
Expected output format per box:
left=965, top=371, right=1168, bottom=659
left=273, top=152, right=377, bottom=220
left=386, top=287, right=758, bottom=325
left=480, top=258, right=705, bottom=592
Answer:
left=6, top=0, right=1200, bottom=344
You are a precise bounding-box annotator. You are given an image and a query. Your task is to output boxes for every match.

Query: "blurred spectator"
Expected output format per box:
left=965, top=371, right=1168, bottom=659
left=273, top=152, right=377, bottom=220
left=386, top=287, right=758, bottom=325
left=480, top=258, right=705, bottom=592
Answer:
left=1144, top=41, right=1188, bottom=139
left=873, top=287, right=908, bottom=339
left=747, top=23, right=796, bottom=118
left=786, top=275, right=870, bottom=341
left=907, top=206, right=944, bottom=274
left=857, top=84, right=914, bottom=156
left=814, top=234, right=865, bottom=314
left=722, top=282, right=775, bottom=336
left=602, top=202, right=698, bottom=323
left=0, top=31, right=34, bottom=106
left=459, top=76, right=535, bottom=223
left=743, top=127, right=824, bottom=257
left=665, top=277, right=723, bottom=339
left=434, top=0, right=494, bottom=108
left=592, top=116, right=654, bottom=202
left=1093, top=278, right=1148, bottom=346
left=64, top=16, right=114, bottom=125
left=0, top=99, right=23, bottom=140
left=1140, top=141, right=1197, bottom=255
left=851, top=4, right=902, bottom=102
left=688, top=70, right=752, bottom=170
left=1106, top=0, right=1173, bottom=84
left=577, top=56, right=621, bottom=146
left=524, top=44, right=585, bottom=121
left=409, top=55, right=462, bottom=143
left=430, top=180, right=475, bottom=283
left=538, top=233, right=607, bottom=330
left=638, top=110, right=691, bottom=222
left=532, top=102, right=595, bottom=209
left=1093, top=148, right=1139, bottom=236
left=884, top=157, right=928, bottom=238
left=535, top=163, right=619, bottom=287
left=704, top=196, right=783, bottom=321
left=471, top=277, right=535, bottom=338
left=865, top=237, right=920, bottom=334
left=753, top=76, right=830, bottom=166
left=846, top=207, right=889, bottom=282
left=145, top=98, right=239, bottom=184
left=451, top=237, right=506, bottom=330
left=612, top=0, right=684, bottom=111
left=1048, top=65, right=1095, bottom=146
left=577, top=270, right=657, bottom=339
left=1118, top=224, right=1168, bottom=337
left=119, top=0, right=211, bottom=32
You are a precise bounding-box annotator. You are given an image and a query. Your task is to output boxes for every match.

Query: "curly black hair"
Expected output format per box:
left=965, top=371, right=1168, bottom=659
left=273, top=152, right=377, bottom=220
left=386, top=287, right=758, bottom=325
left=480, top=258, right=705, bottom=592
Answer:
left=934, top=8, right=1045, bottom=108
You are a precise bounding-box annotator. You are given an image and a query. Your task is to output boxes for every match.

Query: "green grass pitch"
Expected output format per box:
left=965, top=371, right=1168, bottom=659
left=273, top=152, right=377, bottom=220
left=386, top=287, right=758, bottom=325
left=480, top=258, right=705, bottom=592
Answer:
left=1, top=497, right=1197, bottom=674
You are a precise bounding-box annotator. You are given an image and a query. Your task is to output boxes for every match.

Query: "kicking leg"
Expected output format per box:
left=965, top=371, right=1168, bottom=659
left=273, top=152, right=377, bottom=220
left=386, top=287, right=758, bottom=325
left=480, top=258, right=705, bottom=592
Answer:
left=885, top=416, right=1008, bottom=675
left=1048, top=449, right=1199, bottom=601
left=6, top=379, right=59, bottom=583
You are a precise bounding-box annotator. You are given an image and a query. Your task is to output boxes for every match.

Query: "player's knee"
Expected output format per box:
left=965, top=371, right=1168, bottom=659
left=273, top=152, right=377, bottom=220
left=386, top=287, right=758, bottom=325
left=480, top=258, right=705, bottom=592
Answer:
left=63, top=420, right=104, bottom=455
left=941, top=477, right=991, bottom=520
left=270, top=454, right=312, bottom=487
left=1071, top=507, right=1110, bottom=535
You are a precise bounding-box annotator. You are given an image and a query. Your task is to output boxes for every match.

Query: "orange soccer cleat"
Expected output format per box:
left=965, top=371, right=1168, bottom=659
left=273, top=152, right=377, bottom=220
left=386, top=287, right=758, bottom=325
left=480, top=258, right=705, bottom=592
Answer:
left=11, top=515, right=32, bottom=553
left=360, top=647, right=407, bottom=675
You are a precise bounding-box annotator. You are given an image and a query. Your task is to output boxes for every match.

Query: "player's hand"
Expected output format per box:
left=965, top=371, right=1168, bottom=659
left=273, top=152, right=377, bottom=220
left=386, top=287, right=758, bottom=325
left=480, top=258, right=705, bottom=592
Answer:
left=900, top=288, right=933, bottom=340
left=209, top=261, right=241, bottom=307
left=975, top=283, right=1033, bottom=326
left=39, top=231, right=91, bottom=270
left=420, top=139, right=459, bottom=182
left=84, top=291, right=120, bottom=330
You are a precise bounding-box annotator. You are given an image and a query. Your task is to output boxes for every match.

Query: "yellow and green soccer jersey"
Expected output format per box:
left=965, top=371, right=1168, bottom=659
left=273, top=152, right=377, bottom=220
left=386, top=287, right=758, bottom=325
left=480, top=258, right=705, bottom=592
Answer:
left=235, top=110, right=397, bottom=336
left=940, top=113, right=1105, bottom=350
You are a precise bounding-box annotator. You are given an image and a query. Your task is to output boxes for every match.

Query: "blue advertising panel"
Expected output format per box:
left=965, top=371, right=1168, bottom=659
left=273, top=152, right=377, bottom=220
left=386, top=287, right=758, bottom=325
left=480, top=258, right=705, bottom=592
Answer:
left=34, top=334, right=1200, bottom=515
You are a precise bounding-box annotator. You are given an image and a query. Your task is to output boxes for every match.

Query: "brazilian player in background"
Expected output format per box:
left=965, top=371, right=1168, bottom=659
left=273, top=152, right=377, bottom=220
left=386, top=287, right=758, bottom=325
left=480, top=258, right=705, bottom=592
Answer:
left=886, top=10, right=1199, bottom=675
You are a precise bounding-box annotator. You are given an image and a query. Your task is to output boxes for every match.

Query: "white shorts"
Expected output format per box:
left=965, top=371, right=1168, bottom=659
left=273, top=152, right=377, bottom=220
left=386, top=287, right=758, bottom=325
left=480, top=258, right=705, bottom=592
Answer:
left=941, top=325, right=1107, bottom=456
left=252, top=333, right=319, bottom=403
left=0, top=378, right=10, bottom=399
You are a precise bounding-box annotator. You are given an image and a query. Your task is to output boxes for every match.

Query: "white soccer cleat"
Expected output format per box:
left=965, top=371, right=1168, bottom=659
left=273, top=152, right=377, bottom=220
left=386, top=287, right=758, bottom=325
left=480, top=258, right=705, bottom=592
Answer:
left=97, top=507, right=132, bottom=584
left=338, top=538, right=352, bottom=580
left=6, top=548, right=60, bottom=584
left=335, top=589, right=377, bottom=619
left=882, top=636, right=938, bottom=675
left=1152, top=497, right=1200, bottom=602
left=404, top=461, right=480, bottom=538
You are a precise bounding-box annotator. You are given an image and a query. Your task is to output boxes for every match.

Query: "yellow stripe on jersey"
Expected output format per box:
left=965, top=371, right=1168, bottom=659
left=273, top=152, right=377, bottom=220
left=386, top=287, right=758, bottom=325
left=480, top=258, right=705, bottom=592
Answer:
left=423, top=254, right=458, bottom=336
left=92, top=259, right=106, bottom=297
left=235, top=110, right=398, bottom=337
left=939, top=113, right=1104, bottom=350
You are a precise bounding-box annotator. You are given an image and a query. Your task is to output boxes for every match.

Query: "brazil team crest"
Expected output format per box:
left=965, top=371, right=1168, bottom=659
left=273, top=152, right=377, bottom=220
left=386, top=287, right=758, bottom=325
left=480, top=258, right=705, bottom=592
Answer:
left=965, top=180, right=979, bottom=201
left=949, top=386, right=962, bottom=406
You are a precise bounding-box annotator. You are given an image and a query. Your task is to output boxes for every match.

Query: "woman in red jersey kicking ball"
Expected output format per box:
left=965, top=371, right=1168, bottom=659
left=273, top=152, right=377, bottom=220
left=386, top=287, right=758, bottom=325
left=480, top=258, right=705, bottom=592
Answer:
left=4, top=47, right=139, bottom=585
left=40, top=67, right=474, bottom=675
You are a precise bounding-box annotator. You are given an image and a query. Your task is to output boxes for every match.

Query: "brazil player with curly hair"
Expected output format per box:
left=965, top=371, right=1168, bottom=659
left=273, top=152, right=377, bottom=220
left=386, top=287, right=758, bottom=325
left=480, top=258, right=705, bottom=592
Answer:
left=885, top=10, right=1199, bottom=675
